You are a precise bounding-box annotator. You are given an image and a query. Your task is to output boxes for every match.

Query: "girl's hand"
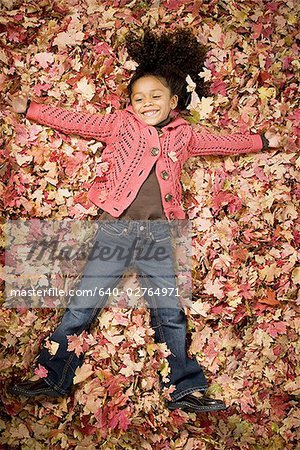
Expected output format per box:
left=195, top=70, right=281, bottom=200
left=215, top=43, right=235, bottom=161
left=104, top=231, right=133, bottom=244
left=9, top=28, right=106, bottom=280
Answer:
left=264, top=130, right=282, bottom=148
left=7, top=94, right=29, bottom=114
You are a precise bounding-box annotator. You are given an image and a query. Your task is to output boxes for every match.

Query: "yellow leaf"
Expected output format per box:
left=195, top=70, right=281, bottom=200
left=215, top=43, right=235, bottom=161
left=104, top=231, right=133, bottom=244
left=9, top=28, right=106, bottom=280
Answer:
left=209, top=24, right=222, bottom=44
left=283, top=203, right=298, bottom=220
left=48, top=340, right=59, bottom=356
left=75, top=77, right=96, bottom=101
left=159, top=360, right=170, bottom=378
left=287, top=14, right=297, bottom=25
left=193, top=217, right=212, bottom=232
left=188, top=95, right=214, bottom=120
left=53, top=30, right=85, bottom=50
left=146, top=343, right=157, bottom=356
left=258, top=87, right=276, bottom=103
left=189, top=300, right=211, bottom=316
left=258, top=263, right=280, bottom=283
left=15, top=153, right=33, bottom=166
left=292, top=267, right=300, bottom=284
left=73, top=363, right=94, bottom=384
left=198, top=68, right=212, bottom=82
left=186, top=74, right=196, bottom=92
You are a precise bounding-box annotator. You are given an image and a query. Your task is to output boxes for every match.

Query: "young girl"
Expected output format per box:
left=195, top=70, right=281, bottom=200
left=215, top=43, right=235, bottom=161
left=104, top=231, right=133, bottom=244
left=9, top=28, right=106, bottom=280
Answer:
left=8, top=28, right=279, bottom=413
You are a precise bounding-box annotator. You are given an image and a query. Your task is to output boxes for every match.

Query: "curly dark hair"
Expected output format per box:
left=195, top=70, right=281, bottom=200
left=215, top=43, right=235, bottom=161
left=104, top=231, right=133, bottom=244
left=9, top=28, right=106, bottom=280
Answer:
left=124, top=28, right=209, bottom=110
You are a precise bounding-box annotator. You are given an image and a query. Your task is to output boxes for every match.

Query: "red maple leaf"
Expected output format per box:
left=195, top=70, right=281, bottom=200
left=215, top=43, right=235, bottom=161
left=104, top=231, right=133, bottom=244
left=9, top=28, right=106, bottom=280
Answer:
left=210, top=80, right=227, bottom=96
left=67, top=333, right=89, bottom=357
left=269, top=394, right=291, bottom=419
left=109, top=407, right=131, bottom=431
left=265, top=321, right=287, bottom=338
left=34, top=364, right=48, bottom=378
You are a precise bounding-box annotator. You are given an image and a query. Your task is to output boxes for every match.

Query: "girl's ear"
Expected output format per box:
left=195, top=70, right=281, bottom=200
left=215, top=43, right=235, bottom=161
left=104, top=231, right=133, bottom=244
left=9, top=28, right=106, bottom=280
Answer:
left=171, top=95, right=178, bottom=109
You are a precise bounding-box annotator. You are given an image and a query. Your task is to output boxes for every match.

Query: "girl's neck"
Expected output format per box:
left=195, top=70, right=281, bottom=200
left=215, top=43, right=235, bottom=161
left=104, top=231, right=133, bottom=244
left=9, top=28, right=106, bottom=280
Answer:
left=155, top=114, right=172, bottom=128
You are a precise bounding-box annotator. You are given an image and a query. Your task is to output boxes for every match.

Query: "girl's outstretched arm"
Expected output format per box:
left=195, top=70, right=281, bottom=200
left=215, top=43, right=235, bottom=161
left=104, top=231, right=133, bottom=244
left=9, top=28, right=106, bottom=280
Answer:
left=188, top=128, right=280, bottom=157
left=9, top=96, right=121, bottom=144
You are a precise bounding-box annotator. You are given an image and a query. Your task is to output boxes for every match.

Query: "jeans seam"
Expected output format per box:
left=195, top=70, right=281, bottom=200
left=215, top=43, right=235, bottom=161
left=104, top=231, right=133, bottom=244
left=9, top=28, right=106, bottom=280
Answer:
left=143, top=275, right=165, bottom=343
left=43, top=377, right=69, bottom=395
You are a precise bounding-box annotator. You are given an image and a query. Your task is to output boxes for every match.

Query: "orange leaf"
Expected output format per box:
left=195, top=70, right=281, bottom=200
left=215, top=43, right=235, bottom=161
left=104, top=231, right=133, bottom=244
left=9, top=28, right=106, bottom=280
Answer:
left=258, top=289, right=280, bottom=306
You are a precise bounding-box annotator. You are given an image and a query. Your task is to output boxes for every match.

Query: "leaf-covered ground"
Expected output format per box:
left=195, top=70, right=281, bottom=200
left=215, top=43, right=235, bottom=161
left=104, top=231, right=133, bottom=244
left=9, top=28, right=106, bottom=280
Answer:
left=1, top=0, right=300, bottom=449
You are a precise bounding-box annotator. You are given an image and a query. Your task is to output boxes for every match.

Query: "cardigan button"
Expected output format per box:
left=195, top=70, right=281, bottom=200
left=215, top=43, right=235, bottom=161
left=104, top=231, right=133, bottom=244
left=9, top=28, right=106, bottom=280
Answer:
left=161, top=170, right=169, bottom=180
left=151, top=147, right=159, bottom=156
left=165, top=193, right=173, bottom=202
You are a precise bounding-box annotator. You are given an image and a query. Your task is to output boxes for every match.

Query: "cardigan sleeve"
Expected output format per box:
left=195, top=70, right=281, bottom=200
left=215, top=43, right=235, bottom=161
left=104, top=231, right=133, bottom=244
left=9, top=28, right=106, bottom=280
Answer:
left=26, top=101, right=120, bottom=144
left=188, top=128, right=264, bottom=157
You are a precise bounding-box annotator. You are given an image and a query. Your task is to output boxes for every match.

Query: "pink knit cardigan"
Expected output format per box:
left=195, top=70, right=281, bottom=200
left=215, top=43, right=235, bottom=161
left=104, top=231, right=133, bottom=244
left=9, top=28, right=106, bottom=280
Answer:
left=26, top=101, right=263, bottom=220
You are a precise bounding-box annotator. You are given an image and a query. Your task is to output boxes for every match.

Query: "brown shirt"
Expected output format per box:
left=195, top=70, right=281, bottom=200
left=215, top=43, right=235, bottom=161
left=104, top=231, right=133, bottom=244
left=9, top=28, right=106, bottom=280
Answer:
left=100, top=164, right=164, bottom=220
left=100, top=115, right=172, bottom=221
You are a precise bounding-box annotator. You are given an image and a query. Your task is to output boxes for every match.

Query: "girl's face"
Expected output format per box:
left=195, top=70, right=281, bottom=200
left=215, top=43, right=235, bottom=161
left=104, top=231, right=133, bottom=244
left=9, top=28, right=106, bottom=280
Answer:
left=130, top=75, right=178, bottom=126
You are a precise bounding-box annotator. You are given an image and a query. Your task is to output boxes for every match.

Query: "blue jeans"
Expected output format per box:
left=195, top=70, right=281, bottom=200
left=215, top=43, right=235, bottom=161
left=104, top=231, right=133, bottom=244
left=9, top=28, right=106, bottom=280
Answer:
left=37, top=221, right=208, bottom=400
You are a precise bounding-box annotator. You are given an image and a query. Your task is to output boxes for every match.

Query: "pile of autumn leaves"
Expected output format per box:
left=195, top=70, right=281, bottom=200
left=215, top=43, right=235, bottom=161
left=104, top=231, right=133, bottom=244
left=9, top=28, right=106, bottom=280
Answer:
left=1, top=0, right=299, bottom=449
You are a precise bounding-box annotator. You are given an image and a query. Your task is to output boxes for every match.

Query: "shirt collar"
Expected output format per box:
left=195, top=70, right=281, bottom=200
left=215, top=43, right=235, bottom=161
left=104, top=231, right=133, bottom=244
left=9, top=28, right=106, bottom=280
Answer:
left=155, top=115, right=172, bottom=129
left=124, top=105, right=187, bottom=130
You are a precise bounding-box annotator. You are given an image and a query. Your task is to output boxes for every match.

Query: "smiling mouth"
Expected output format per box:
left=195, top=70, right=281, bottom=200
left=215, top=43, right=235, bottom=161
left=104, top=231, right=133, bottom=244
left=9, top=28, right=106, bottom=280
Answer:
left=142, top=110, right=159, bottom=117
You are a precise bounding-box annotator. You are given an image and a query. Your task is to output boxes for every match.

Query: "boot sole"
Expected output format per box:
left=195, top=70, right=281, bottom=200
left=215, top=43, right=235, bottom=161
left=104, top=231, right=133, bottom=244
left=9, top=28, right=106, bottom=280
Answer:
left=167, top=401, right=228, bottom=412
